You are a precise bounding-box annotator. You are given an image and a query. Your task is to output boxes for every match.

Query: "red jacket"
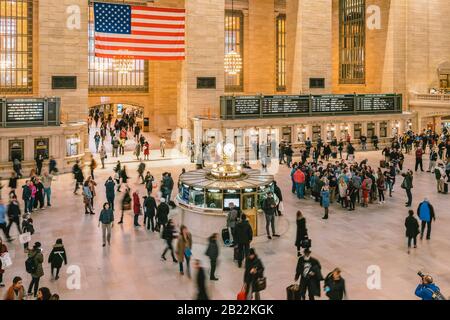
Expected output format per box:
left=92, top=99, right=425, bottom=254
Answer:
left=293, top=170, right=305, bottom=184
left=133, top=193, right=141, bottom=214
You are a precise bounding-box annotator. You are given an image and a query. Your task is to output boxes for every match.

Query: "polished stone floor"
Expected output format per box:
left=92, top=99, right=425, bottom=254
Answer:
left=0, top=150, right=449, bottom=300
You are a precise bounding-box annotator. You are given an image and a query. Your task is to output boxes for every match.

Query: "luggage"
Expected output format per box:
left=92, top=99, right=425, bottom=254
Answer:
left=380, top=160, right=386, bottom=168
left=286, top=284, right=301, bottom=300
left=444, top=183, right=448, bottom=194
left=168, top=200, right=176, bottom=209
left=222, top=228, right=231, bottom=246
left=233, top=246, right=240, bottom=261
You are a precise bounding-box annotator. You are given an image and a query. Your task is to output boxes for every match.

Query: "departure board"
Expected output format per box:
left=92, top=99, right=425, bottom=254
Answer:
left=6, top=100, right=45, bottom=122
left=262, top=96, right=310, bottom=114
left=234, top=97, right=261, bottom=115
left=311, top=95, right=354, bottom=113
left=359, top=95, right=397, bottom=111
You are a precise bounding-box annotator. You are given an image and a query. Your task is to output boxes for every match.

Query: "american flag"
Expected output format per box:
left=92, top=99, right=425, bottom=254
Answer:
left=94, top=2, right=185, bottom=60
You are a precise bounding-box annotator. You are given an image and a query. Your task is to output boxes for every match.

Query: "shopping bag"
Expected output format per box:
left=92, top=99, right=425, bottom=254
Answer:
left=237, top=286, right=247, bottom=300
left=19, top=232, right=32, bottom=244
left=0, top=252, right=13, bottom=268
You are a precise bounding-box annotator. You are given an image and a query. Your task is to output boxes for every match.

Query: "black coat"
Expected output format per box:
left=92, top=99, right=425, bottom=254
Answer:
left=8, top=177, right=17, bottom=189
left=324, top=273, right=346, bottom=300
left=144, top=196, right=157, bottom=217
left=295, top=256, right=323, bottom=297
left=244, top=256, right=264, bottom=287
left=273, top=185, right=283, bottom=202
left=234, top=220, right=253, bottom=245
left=196, top=266, right=209, bottom=300
left=295, top=217, right=308, bottom=248
left=48, top=245, right=67, bottom=268
left=7, top=201, right=21, bottom=220
left=405, top=216, right=420, bottom=237
left=205, top=239, right=219, bottom=260
left=157, top=203, right=169, bottom=225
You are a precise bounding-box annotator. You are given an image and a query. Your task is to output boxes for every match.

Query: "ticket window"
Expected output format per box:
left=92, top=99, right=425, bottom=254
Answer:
left=354, top=124, right=362, bottom=139
left=340, top=125, right=349, bottom=140
left=312, top=126, right=321, bottom=142
left=380, top=122, right=388, bottom=138
left=34, top=138, right=50, bottom=160
left=281, top=127, right=292, bottom=144
left=367, top=123, right=375, bottom=138
left=9, top=140, right=24, bottom=162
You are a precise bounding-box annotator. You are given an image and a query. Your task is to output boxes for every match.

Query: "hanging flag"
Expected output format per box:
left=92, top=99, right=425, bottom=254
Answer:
left=94, top=2, right=185, bottom=60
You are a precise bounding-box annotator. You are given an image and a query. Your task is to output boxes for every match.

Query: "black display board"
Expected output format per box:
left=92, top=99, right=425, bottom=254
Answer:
left=358, top=95, right=397, bottom=111
left=6, top=100, right=45, bottom=122
left=221, top=94, right=402, bottom=119
left=234, top=97, right=261, bottom=115
left=311, top=95, right=355, bottom=113
left=262, top=96, right=310, bottom=114
left=1, top=97, right=61, bottom=127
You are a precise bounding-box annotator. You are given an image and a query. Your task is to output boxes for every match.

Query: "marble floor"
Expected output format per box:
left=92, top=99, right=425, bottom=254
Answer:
left=0, top=150, right=449, bottom=300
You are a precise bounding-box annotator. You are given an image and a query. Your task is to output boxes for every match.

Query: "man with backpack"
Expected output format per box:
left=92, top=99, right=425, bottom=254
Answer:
left=415, top=274, right=445, bottom=300
left=26, top=242, right=44, bottom=298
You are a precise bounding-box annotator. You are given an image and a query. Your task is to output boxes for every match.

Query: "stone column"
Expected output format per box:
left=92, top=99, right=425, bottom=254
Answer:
left=193, top=118, right=203, bottom=159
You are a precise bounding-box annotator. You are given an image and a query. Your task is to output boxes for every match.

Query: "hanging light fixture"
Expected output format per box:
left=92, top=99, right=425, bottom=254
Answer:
left=224, top=0, right=242, bottom=75
left=113, top=51, right=134, bottom=74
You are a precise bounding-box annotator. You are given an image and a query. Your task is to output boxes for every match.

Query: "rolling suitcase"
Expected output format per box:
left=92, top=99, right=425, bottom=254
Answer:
left=222, top=228, right=231, bottom=246
left=286, top=284, right=301, bottom=300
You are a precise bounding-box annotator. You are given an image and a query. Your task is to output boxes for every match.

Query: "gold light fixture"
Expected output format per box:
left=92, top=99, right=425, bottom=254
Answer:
left=224, top=0, right=242, bottom=76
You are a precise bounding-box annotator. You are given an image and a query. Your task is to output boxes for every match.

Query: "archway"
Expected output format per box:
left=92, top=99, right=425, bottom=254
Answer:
left=89, top=103, right=145, bottom=126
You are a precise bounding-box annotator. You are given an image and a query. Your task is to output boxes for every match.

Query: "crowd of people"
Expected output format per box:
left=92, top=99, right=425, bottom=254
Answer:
left=1, top=123, right=449, bottom=301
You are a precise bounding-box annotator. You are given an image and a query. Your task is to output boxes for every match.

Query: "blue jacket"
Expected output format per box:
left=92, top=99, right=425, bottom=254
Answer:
left=321, top=190, right=330, bottom=208
left=415, top=284, right=441, bottom=300
left=417, top=201, right=435, bottom=222
left=105, top=180, right=115, bottom=199
left=0, top=204, right=6, bottom=224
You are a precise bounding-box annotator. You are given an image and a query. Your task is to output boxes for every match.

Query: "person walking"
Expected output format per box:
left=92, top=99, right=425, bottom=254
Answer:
left=226, top=202, right=239, bottom=245
left=41, top=172, right=53, bottom=208
left=47, top=239, right=67, bottom=280
left=401, top=170, right=413, bottom=207
left=295, top=248, right=323, bottom=301
left=0, top=200, right=12, bottom=242
left=234, top=214, right=253, bottom=268
left=8, top=173, right=18, bottom=197
left=143, top=141, right=150, bottom=161
left=377, top=173, right=386, bottom=204
left=405, top=210, right=420, bottom=254
left=194, top=259, right=209, bottom=300
left=134, top=143, right=141, bottom=161
left=143, top=193, right=157, bottom=231
left=144, top=172, right=155, bottom=196
left=90, top=157, right=97, bottom=180
left=0, top=238, right=8, bottom=287
left=94, top=132, right=101, bottom=153
left=273, top=181, right=283, bottom=216
left=415, top=147, right=424, bottom=172
left=295, top=211, right=308, bottom=255
left=176, top=225, right=193, bottom=278
left=99, top=145, right=107, bottom=169
left=35, top=154, right=44, bottom=176
left=98, top=203, right=114, bottom=247
left=321, top=185, right=330, bottom=220
left=160, top=137, right=166, bottom=158
left=118, top=166, right=129, bottom=193
left=417, top=198, right=436, bottom=240
left=293, top=167, right=306, bottom=199
left=21, top=216, right=34, bottom=252
left=6, top=196, right=21, bottom=238
left=3, top=276, right=25, bottom=300
left=72, top=161, right=84, bottom=195
left=243, top=248, right=265, bottom=300
left=262, top=192, right=279, bottom=239
left=27, top=242, right=44, bottom=298
left=161, top=219, right=178, bottom=262
left=137, top=162, right=146, bottom=184
left=156, top=198, right=169, bottom=232
left=205, top=233, right=219, bottom=281
left=82, top=181, right=94, bottom=215
left=34, top=178, right=45, bottom=210
left=104, top=177, right=115, bottom=211
left=324, top=268, right=346, bottom=300
left=132, top=191, right=141, bottom=227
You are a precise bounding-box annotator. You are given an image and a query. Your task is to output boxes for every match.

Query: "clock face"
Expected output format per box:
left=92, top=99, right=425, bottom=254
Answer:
left=223, top=143, right=235, bottom=157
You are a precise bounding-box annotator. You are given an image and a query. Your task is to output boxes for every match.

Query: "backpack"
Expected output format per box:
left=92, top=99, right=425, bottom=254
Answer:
left=425, top=287, right=446, bottom=301
left=25, top=254, right=37, bottom=274
left=434, top=168, right=441, bottom=180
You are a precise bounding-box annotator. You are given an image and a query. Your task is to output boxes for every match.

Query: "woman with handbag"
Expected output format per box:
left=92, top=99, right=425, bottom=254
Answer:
left=243, top=248, right=265, bottom=300
left=176, top=225, right=192, bottom=278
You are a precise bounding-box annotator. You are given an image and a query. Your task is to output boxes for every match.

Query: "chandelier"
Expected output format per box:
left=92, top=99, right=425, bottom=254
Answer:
left=113, top=51, right=134, bottom=74
left=224, top=0, right=242, bottom=76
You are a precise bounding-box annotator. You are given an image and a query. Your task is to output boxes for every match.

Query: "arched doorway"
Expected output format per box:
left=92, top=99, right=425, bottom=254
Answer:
left=89, top=103, right=145, bottom=126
